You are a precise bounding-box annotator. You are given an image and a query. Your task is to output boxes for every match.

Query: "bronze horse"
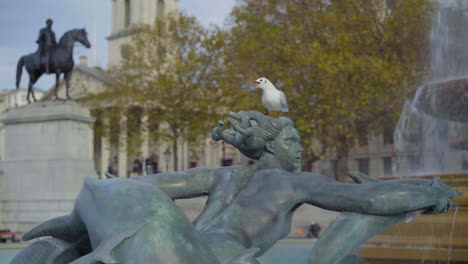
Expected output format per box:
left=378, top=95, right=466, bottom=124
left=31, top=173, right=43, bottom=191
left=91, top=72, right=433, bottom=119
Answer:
left=16, top=28, right=91, bottom=103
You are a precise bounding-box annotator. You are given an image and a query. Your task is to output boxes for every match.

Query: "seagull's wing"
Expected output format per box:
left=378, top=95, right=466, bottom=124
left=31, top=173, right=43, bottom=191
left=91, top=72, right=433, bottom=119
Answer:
left=279, top=90, right=289, bottom=112
left=262, top=93, right=271, bottom=111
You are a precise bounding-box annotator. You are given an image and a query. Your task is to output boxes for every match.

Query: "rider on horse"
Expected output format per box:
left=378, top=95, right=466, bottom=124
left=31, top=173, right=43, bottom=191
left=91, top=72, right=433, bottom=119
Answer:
left=36, top=18, right=57, bottom=74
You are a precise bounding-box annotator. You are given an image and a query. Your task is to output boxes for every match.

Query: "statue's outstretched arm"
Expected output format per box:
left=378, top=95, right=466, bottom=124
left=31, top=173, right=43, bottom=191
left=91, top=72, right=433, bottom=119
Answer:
left=133, top=167, right=218, bottom=199
left=295, top=172, right=461, bottom=215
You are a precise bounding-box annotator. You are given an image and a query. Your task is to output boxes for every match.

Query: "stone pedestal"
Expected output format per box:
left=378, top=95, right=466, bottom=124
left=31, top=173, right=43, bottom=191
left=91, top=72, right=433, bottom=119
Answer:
left=0, top=101, right=96, bottom=232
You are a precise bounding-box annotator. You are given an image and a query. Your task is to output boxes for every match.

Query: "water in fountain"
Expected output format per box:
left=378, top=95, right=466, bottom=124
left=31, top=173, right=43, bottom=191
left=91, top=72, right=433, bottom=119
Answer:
left=447, top=204, right=460, bottom=264
left=394, top=1, right=468, bottom=175
left=392, top=4, right=468, bottom=261
left=430, top=1, right=468, bottom=80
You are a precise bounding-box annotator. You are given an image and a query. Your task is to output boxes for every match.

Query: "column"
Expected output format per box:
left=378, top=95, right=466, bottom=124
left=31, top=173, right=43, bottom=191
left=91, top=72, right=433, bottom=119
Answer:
left=0, top=123, right=5, bottom=160
left=203, top=138, right=210, bottom=167
left=138, top=0, right=143, bottom=23
left=347, top=159, right=358, bottom=173
left=149, top=0, right=156, bottom=24
left=179, top=138, right=187, bottom=171
left=100, top=135, right=110, bottom=179
left=111, top=0, right=118, bottom=33
left=178, top=138, right=183, bottom=171
left=131, top=0, right=140, bottom=24
left=158, top=143, right=164, bottom=172
left=141, top=115, right=149, bottom=168
left=88, top=121, right=94, bottom=164
left=160, top=141, right=171, bottom=172
left=118, top=114, right=128, bottom=177
left=369, top=157, right=383, bottom=178
left=140, top=0, right=146, bottom=23
left=99, top=116, right=110, bottom=178
left=142, top=0, right=150, bottom=24
left=167, top=0, right=178, bottom=15
left=116, top=0, right=124, bottom=31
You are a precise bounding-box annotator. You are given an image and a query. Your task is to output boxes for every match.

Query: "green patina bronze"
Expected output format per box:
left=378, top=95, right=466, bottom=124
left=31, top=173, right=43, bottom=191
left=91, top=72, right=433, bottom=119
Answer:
left=11, top=111, right=462, bottom=264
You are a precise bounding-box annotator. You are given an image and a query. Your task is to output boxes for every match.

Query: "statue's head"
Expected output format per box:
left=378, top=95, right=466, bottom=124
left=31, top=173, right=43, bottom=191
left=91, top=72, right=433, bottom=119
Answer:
left=217, top=111, right=303, bottom=171
left=46, top=18, right=53, bottom=27
left=266, top=124, right=303, bottom=171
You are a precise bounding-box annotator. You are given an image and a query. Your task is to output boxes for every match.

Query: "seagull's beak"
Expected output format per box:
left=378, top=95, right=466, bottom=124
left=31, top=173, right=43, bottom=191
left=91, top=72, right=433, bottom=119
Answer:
left=253, top=80, right=260, bottom=88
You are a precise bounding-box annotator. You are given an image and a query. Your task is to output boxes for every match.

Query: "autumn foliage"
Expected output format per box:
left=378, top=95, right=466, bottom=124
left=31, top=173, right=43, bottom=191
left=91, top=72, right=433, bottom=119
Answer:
left=89, top=1, right=434, bottom=177
left=221, top=0, right=434, bottom=179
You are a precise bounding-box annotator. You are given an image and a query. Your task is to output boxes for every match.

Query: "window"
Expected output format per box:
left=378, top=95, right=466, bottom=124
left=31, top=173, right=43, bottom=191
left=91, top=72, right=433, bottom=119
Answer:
left=383, top=124, right=394, bottom=145
left=121, top=45, right=130, bottom=59
left=221, top=159, right=233, bottom=167
left=157, top=0, right=165, bottom=19
left=463, top=157, right=468, bottom=170
left=331, top=160, right=339, bottom=180
left=125, top=0, right=131, bottom=28
left=408, top=155, right=420, bottom=171
left=357, top=158, right=370, bottom=175
left=383, top=157, right=393, bottom=176
left=358, top=133, right=368, bottom=146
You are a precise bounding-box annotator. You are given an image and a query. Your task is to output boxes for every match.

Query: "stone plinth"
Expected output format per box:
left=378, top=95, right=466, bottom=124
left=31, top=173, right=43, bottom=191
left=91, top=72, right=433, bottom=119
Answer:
left=0, top=101, right=96, bottom=232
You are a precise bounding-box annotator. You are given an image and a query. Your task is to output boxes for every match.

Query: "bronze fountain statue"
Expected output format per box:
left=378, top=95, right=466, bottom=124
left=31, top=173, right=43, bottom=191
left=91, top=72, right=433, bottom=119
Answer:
left=16, top=19, right=91, bottom=103
left=10, top=109, right=461, bottom=264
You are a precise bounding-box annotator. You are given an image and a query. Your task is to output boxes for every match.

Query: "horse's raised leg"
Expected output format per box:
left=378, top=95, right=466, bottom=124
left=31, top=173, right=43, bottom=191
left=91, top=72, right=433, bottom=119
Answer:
left=31, top=91, right=38, bottom=102
left=27, top=74, right=38, bottom=104
left=54, top=72, right=62, bottom=101
left=64, top=70, right=73, bottom=100
left=30, top=72, right=42, bottom=103
left=26, top=83, right=31, bottom=104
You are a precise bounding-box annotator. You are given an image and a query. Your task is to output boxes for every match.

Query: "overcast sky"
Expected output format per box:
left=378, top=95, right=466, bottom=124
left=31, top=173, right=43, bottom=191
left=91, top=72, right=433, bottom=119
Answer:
left=0, top=0, right=235, bottom=91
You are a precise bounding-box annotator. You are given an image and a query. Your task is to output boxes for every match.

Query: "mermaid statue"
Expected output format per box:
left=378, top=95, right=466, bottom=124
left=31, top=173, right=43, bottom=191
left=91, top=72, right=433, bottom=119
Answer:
left=11, top=111, right=461, bottom=264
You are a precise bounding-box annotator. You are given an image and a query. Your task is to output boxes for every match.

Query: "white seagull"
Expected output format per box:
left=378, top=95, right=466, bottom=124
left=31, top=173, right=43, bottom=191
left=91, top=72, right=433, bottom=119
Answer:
left=254, top=77, right=289, bottom=117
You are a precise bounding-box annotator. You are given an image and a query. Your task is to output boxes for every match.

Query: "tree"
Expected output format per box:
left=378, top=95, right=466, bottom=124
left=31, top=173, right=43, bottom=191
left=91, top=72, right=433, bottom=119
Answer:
left=87, top=13, right=227, bottom=171
left=221, top=0, right=434, bottom=179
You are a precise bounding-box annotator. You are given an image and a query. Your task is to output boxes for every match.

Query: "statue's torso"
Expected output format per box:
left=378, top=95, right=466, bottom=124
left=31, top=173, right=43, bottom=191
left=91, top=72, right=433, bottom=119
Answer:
left=203, top=168, right=301, bottom=255
left=38, top=28, right=55, bottom=48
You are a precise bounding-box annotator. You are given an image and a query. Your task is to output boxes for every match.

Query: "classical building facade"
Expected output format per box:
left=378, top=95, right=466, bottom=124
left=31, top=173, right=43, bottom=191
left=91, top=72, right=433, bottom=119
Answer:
left=105, top=0, right=248, bottom=177
left=108, top=0, right=179, bottom=66
left=312, top=132, right=396, bottom=179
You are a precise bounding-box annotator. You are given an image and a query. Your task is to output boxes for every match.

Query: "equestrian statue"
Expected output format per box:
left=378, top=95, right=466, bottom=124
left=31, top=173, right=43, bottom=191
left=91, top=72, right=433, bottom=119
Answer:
left=16, top=19, right=91, bottom=103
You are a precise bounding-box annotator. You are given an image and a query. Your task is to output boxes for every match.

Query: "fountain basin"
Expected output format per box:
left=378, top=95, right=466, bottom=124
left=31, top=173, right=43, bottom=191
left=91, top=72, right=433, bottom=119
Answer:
left=360, top=173, right=468, bottom=263
left=414, top=78, right=468, bottom=123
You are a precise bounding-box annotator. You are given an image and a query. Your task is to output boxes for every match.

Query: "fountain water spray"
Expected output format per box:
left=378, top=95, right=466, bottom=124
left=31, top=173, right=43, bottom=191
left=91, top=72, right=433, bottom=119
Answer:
left=394, top=1, right=468, bottom=175
left=393, top=2, right=468, bottom=263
